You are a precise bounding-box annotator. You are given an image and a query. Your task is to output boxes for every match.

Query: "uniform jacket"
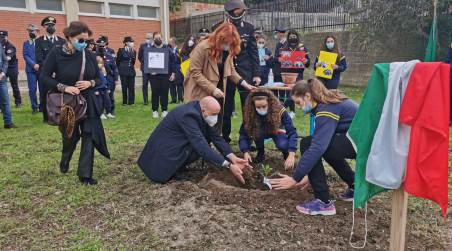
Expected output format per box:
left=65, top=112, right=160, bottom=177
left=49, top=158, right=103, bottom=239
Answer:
left=3, top=41, right=18, bottom=74
left=35, top=35, right=66, bottom=68
left=184, top=39, right=242, bottom=102
left=137, top=101, right=233, bottom=183
left=23, top=39, right=37, bottom=73
left=116, top=47, right=136, bottom=77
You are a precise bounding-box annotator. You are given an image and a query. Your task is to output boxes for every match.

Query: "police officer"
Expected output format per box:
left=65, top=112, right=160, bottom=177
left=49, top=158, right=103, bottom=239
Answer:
left=212, top=0, right=260, bottom=143
left=23, top=24, right=40, bottom=114
left=35, top=16, right=66, bottom=122
left=273, top=27, right=287, bottom=83
left=0, top=30, right=21, bottom=108
left=198, top=28, right=210, bottom=40
left=116, top=36, right=136, bottom=105
left=97, top=36, right=119, bottom=114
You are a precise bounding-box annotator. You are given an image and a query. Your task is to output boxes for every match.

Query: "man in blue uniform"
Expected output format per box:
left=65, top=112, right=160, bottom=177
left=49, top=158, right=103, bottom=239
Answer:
left=35, top=16, right=66, bottom=122
left=0, top=30, right=21, bottom=108
left=212, top=0, right=261, bottom=143
left=97, top=36, right=119, bottom=115
left=23, top=24, right=40, bottom=114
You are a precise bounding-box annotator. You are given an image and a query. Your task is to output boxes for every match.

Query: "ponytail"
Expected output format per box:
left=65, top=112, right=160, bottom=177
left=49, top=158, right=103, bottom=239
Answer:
left=291, top=78, right=347, bottom=104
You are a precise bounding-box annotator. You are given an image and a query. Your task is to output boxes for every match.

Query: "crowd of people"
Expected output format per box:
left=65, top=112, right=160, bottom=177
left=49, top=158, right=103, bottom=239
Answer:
left=1, top=0, right=449, bottom=216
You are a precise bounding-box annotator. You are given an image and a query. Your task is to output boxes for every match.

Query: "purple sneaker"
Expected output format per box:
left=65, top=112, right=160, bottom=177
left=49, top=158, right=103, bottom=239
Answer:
left=296, top=198, right=336, bottom=216
left=338, top=188, right=354, bottom=202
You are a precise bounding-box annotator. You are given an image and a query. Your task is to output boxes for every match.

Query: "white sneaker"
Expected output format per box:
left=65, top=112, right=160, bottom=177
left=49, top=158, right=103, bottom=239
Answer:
left=106, top=113, right=115, bottom=119
left=289, top=111, right=296, bottom=119
left=152, top=111, right=159, bottom=118
left=162, top=111, right=168, bottom=118
left=100, top=114, right=107, bottom=120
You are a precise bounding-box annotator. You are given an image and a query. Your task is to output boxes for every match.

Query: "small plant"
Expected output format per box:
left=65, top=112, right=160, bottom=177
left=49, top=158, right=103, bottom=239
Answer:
left=261, top=164, right=273, bottom=177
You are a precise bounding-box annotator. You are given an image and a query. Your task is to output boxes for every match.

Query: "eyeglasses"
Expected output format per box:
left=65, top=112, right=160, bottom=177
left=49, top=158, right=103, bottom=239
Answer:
left=77, top=38, right=87, bottom=44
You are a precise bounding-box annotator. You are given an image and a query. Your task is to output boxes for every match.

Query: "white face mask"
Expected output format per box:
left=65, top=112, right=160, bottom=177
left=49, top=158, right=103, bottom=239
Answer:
left=256, top=108, right=268, bottom=116
left=257, top=43, right=265, bottom=49
left=145, top=39, right=152, bottom=45
left=204, top=115, right=218, bottom=127
left=188, top=40, right=195, bottom=47
left=223, top=44, right=230, bottom=51
left=127, top=42, right=134, bottom=48
left=326, top=42, right=335, bottom=50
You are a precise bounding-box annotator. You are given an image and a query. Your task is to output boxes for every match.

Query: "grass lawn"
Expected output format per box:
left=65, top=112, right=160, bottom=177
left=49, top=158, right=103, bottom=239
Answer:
left=0, top=86, right=451, bottom=250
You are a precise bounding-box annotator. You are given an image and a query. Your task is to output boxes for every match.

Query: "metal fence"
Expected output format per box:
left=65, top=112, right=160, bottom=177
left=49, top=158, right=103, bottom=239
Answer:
left=170, top=0, right=360, bottom=40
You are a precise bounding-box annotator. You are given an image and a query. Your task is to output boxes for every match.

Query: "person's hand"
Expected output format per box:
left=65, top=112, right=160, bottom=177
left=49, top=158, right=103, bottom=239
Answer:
left=253, top=76, right=262, bottom=86
left=115, top=81, right=119, bottom=85
left=169, top=73, right=176, bottom=81
left=228, top=154, right=248, bottom=165
left=242, top=81, right=257, bottom=91
left=75, top=81, right=92, bottom=90
left=229, top=164, right=246, bottom=184
left=302, top=58, right=308, bottom=63
left=331, top=64, right=339, bottom=70
left=33, top=64, right=39, bottom=71
left=0, top=72, right=5, bottom=80
left=264, top=55, right=270, bottom=61
left=6, top=56, right=11, bottom=61
left=315, top=62, right=321, bottom=67
left=269, top=174, right=297, bottom=190
left=243, top=152, right=252, bottom=163
left=284, top=152, right=295, bottom=170
left=64, top=86, right=80, bottom=95
left=213, top=88, right=224, bottom=98
left=294, top=176, right=310, bottom=191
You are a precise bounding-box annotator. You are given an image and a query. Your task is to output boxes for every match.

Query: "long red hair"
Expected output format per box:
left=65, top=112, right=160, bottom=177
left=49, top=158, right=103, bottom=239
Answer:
left=207, top=22, right=241, bottom=61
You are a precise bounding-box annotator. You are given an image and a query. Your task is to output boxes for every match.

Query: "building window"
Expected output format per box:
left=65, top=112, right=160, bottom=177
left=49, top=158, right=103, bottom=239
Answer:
left=36, top=0, right=63, bottom=11
left=109, top=3, right=132, bottom=17
left=137, top=6, right=158, bottom=19
left=79, top=0, right=103, bottom=15
left=0, top=0, right=26, bottom=8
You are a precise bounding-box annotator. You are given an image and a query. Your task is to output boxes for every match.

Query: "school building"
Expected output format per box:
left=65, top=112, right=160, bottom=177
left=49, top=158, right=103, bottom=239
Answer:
left=0, top=0, right=170, bottom=71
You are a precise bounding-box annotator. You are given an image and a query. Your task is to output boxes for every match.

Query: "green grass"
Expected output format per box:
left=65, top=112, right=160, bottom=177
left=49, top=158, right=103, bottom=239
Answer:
left=1, top=85, right=445, bottom=249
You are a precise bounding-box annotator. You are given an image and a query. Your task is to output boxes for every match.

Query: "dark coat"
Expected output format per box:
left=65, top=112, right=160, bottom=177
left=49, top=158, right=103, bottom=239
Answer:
left=116, top=47, right=136, bottom=77
left=137, top=101, right=233, bottom=183
left=3, top=41, right=18, bottom=74
left=35, top=35, right=66, bottom=68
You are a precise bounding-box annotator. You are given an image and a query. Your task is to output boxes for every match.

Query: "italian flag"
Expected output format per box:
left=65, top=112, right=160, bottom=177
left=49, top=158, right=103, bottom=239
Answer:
left=347, top=61, right=450, bottom=216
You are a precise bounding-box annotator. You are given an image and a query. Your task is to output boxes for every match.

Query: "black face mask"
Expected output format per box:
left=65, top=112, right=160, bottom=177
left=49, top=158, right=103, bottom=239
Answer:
left=288, top=37, right=298, bottom=46
left=29, top=32, right=36, bottom=39
left=228, top=10, right=244, bottom=26
left=154, top=39, right=162, bottom=46
left=97, top=47, right=105, bottom=56
left=46, top=25, right=56, bottom=35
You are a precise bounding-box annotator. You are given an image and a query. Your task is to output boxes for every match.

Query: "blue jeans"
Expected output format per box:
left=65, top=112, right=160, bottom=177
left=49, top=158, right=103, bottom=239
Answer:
left=26, top=71, right=39, bottom=111
left=0, top=81, right=12, bottom=125
left=255, top=133, right=289, bottom=153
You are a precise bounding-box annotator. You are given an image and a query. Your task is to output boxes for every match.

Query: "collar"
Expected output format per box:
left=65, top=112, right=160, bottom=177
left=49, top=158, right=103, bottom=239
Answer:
left=280, top=38, right=287, bottom=44
left=29, top=39, right=35, bottom=44
left=44, top=35, right=57, bottom=41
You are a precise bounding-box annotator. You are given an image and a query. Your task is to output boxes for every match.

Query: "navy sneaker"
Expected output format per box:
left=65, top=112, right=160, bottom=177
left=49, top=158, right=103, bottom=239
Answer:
left=339, top=188, right=354, bottom=202
left=296, top=198, right=336, bottom=216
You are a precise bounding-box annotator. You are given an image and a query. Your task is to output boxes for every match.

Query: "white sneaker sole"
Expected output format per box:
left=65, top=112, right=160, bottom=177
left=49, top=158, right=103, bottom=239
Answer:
left=296, top=205, right=336, bottom=216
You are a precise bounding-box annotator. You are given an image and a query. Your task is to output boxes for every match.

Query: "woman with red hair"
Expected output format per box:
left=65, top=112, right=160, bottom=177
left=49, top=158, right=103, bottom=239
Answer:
left=184, top=22, right=255, bottom=134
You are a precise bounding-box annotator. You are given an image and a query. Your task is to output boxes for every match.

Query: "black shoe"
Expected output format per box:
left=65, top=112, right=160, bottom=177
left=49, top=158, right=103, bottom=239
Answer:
left=59, top=161, right=69, bottom=173
left=79, top=177, right=98, bottom=185
left=15, top=104, right=22, bottom=108
left=32, top=110, right=39, bottom=115
left=254, top=151, right=265, bottom=163
left=4, top=123, right=17, bottom=129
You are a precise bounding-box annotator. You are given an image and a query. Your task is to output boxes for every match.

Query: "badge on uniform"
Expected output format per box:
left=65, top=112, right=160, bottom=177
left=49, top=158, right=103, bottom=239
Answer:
left=7, top=50, right=12, bottom=53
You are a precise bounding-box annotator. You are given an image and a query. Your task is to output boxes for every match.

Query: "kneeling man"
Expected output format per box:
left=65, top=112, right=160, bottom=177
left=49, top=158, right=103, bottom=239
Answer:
left=138, top=96, right=250, bottom=184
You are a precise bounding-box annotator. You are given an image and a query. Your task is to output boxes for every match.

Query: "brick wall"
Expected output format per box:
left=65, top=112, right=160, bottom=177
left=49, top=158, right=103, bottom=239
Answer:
left=171, top=2, right=223, bottom=20
left=79, top=16, right=161, bottom=70
left=0, top=11, right=67, bottom=71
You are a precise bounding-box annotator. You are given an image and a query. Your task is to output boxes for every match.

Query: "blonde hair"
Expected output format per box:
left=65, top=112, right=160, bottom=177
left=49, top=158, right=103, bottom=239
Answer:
left=291, top=78, right=347, bottom=104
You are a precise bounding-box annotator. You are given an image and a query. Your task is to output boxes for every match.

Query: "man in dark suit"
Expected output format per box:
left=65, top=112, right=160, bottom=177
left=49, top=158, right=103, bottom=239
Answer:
left=273, top=27, right=287, bottom=83
left=35, top=16, right=66, bottom=122
left=138, top=96, right=251, bottom=184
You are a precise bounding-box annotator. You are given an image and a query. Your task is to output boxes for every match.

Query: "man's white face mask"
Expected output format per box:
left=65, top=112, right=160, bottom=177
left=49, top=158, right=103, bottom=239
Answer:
left=204, top=115, right=218, bottom=127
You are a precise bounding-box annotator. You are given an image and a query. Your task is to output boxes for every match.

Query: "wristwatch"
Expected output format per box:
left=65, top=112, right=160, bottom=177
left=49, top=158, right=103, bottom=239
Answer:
left=90, top=80, right=95, bottom=87
left=222, top=160, right=231, bottom=169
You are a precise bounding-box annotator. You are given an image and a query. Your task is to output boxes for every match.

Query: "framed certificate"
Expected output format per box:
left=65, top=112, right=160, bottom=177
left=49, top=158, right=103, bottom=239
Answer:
left=144, top=47, right=169, bottom=74
left=280, top=50, right=306, bottom=69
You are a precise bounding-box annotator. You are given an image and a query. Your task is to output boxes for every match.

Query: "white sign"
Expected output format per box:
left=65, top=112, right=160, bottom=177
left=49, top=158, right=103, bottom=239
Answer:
left=148, top=52, right=165, bottom=69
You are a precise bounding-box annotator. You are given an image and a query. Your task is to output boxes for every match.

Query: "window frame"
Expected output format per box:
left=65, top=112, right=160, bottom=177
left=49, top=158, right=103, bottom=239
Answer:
left=136, top=5, right=159, bottom=20
left=34, top=0, right=65, bottom=14
left=0, top=0, right=28, bottom=12
left=108, top=2, right=133, bottom=19
left=78, top=0, right=104, bottom=17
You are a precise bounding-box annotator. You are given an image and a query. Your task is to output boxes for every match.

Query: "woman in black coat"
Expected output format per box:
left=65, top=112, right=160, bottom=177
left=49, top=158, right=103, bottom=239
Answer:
left=116, top=36, right=137, bottom=105
left=41, top=21, right=110, bottom=185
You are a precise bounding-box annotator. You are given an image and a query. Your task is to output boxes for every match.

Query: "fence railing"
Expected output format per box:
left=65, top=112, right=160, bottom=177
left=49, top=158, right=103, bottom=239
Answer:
left=170, top=0, right=360, bottom=40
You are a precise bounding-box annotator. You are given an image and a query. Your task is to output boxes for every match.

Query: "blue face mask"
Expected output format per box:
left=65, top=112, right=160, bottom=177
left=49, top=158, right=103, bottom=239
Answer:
left=326, top=42, right=334, bottom=50
left=256, top=108, right=268, bottom=116
left=72, top=39, right=87, bottom=52
left=301, top=100, right=312, bottom=114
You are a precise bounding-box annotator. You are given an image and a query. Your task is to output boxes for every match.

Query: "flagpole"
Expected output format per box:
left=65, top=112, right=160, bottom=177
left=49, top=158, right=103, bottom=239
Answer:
left=389, top=186, right=409, bottom=251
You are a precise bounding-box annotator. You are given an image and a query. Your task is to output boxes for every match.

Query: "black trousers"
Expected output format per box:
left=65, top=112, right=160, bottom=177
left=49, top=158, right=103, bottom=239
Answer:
left=170, top=72, right=184, bottom=103
left=108, top=79, right=116, bottom=113
left=142, top=72, right=151, bottom=105
left=150, top=74, right=170, bottom=112
left=60, top=124, right=95, bottom=178
left=7, top=71, right=21, bottom=105
left=38, top=71, right=48, bottom=121
left=120, top=75, right=135, bottom=105
left=300, top=133, right=356, bottom=202
left=221, top=81, right=236, bottom=143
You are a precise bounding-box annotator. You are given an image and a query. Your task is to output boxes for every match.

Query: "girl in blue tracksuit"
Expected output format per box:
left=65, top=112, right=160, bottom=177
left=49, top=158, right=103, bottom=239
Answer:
left=314, top=35, right=347, bottom=89
left=95, top=56, right=112, bottom=119
left=256, top=35, right=273, bottom=84
left=270, top=78, right=358, bottom=216
left=239, top=89, right=298, bottom=169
